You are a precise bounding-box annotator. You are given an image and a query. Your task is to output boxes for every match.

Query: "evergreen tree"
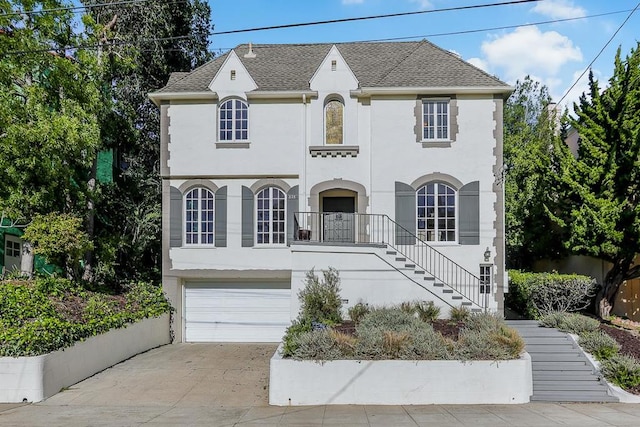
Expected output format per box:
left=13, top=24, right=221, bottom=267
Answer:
left=504, top=76, right=568, bottom=269
left=560, top=44, right=640, bottom=317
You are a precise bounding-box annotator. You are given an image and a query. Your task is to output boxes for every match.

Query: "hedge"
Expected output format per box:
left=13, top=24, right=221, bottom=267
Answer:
left=0, top=278, right=171, bottom=357
left=507, top=270, right=597, bottom=319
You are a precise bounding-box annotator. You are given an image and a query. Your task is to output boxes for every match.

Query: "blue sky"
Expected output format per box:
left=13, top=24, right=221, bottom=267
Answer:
left=208, top=0, right=640, bottom=109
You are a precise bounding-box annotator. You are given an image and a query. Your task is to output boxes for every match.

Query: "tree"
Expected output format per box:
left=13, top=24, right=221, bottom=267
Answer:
left=0, top=1, right=104, bottom=275
left=80, top=0, right=213, bottom=286
left=503, top=76, right=568, bottom=269
left=559, top=44, right=640, bottom=317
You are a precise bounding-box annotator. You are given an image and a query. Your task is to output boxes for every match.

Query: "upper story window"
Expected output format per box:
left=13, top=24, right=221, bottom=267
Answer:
left=219, top=98, right=248, bottom=141
left=325, top=99, right=344, bottom=145
left=422, top=100, right=449, bottom=141
left=185, top=187, right=215, bottom=245
left=256, top=187, right=286, bottom=245
left=417, top=183, right=456, bottom=242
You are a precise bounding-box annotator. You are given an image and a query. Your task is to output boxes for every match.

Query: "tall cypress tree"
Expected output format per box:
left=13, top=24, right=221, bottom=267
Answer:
left=560, top=43, right=640, bottom=317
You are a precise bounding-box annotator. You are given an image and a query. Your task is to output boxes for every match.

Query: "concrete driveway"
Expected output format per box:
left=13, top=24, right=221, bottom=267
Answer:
left=2, top=343, right=640, bottom=426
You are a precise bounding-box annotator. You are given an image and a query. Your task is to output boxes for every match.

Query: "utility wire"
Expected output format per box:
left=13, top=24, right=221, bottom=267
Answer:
left=209, top=0, right=541, bottom=36
left=557, top=1, right=640, bottom=106
left=359, top=9, right=632, bottom=43
left=0, top=0, right=160, bottom=18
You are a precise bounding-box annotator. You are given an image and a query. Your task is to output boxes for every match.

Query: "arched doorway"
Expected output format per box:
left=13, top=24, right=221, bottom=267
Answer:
left=320, top=189, right=357, bottom=243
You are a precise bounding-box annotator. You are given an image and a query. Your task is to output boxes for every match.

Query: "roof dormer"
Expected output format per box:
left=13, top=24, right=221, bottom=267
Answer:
left=310, top=45, right=358, bottom=92
left=209, top=49, right=258, bottom=99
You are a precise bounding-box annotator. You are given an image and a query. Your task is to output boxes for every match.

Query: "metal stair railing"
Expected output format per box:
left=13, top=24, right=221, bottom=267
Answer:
left=293, top=212, right=484, bottom=308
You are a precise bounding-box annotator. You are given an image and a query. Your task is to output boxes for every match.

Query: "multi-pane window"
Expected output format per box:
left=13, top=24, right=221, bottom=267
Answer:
left=257, top=187, right=286, bottom=245
left=480, top=265, right=492, bottom=294
left=325, top=100, right=343, bottom=145
left=423, top=100, right=449, bottom=140
left=5, top=239, right=20, bottom=257
left=219, top=99, right=248, bottom=141
left=185, top=188, right=215, bottom=245
left=417, top=183, right=456, bottom=242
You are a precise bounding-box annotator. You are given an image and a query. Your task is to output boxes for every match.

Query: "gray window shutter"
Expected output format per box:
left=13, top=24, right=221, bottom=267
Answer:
left=215, top=186, right=227, bottom=247
left=241, top=186, right=254, bottom=247
left=395, top=181, right=416, bottom=245
left=287, top=185, right=299, bottom=245
left=459, top=181, right=480, bottom=245
left=169, top=186, right=182, bottom=247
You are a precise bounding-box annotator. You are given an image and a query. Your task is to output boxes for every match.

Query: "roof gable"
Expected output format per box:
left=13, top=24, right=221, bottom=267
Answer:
left=209, top=49, right=258, bottom=98
left=310, top=45, right=359, bottom=92
left=153, top=40, right=510, bottom=96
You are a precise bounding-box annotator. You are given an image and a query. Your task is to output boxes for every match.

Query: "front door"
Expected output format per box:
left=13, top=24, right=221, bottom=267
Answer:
left=322, top=196, right=356, bottom=243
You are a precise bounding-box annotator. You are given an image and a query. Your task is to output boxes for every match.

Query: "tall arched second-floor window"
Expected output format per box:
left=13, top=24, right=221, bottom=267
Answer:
left=325, top=99, right=344, bottom=145
left=417, top=183, right=456, bottom=242
left=219, top=98, right=248, bottom=141
left=185, top=187, right=215, bottom=245
left=256, top=187, right=286, bottom=245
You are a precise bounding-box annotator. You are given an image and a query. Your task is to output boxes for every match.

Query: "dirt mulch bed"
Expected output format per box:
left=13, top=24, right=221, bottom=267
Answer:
left=600, top=324, right=640, bottom=395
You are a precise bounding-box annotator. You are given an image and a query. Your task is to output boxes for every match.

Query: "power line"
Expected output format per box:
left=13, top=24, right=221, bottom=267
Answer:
left=210, top=0, right=542, bottom=36
left=557, top=1, right=640, bottom=106
left=0, top=0, right=160, bottom=18
left=1, top=7, right=628, bottom=58
left=360, top=9, right=632, bottom=43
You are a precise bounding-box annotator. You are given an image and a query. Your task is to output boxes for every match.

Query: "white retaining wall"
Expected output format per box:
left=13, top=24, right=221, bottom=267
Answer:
left=0, top=314, right=171, bottom=403
left=270, top=347, right=532, bottom=405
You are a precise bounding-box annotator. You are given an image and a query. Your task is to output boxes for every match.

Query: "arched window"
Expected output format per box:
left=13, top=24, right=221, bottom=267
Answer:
left=417, top=183, right=456, bottom=242
left=256, top=187, right=286, bottom=244
left=325, top=99, right=343, bottom=145
left=185, top=187, right=215, bottom=245
left=219, top=98, right=248, bottom=141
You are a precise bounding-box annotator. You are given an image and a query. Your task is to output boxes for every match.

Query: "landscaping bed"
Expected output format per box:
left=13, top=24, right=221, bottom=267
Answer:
left=0, top=277, right=172, bottom=402
left=271, top=268, right=532, bottom=405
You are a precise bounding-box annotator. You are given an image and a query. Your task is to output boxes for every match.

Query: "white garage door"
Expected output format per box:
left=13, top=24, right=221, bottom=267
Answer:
left=184, top=282, right=291, bottom=342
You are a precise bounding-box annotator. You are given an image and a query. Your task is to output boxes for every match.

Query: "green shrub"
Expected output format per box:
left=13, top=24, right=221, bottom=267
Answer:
left=539, top=312, right=600, bottom=334
left=507, top=270, right=597, bottom=318
left=0, top=278, right=171, bottom=357
left=281, top=319, right=313, bottom=357
left=399, top=301, right=416, bottom=316
left=358, top=308, right=416, bottom=332
left=579, top=331, right=621, bottom=360
left=600, top=354, right=640, bottom=389
left=414, top=301, right=441, bottom=323
left=455, top=313, right=524, bottom=360
left=297, top=268, right=342, bottom=324
left=449, top=305, right=470, bottom=323
left=347, top=302, right=369, bottom=324
left=288, top=329, right=343, bottom=361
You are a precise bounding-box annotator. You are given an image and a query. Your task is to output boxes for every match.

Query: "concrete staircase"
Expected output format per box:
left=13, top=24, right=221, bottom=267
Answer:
left=380, top=249, right=482, bottom=311
left=507, top=320, right=618, bottom=402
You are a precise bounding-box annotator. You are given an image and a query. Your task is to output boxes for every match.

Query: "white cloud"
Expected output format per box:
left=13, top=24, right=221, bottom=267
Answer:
left=342, top=0, right=364, bottom=4
left=467, top=57, right=488, bottom=72
left=531, top=0, right=586, bottom=19
left=479, top=26, right=582, bottom=82
left=409, top=0, right=433, bottom=10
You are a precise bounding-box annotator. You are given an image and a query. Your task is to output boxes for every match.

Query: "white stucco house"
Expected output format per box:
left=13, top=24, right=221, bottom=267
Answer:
left=149, top=40, right=513, bottom=343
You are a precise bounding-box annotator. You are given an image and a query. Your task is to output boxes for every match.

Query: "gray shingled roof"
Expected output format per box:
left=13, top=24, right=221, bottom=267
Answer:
left=155, top=40, right=509, bottom=94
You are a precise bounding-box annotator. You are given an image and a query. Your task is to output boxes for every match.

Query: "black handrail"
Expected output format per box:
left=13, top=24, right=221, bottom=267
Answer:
left=293, top=212, right=484, bottom=308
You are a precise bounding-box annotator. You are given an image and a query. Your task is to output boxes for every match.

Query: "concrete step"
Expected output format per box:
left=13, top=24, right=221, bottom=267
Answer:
left=533, top=372, right=600, bottom=381
left=530, top=354, right=587, bottom=362
left=395, top=257, right=406, bottom=262
left=524, top=337, right=573, bottom=345
left=414, top=270, right=425, bottom=275
left=533, top=362, right=591, bottom=371
left=531, top=391, right=617, bottom=402
left=525, top=346, right=579, bottom=353
left=534, top=382, right=609, bottom=391
left=404, top=263, right=415, bottom=268
left=386, top=250, right=397, bottom=255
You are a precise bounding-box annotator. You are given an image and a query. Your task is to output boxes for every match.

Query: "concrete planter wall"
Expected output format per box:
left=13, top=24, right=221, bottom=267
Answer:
left=270, top=347, right=532, bottom=405
left=0, top=314, right=171, bottom=403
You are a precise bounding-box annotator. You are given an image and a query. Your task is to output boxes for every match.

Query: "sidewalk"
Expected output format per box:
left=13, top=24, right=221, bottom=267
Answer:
left=1, top=343, right=640, bottom=426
